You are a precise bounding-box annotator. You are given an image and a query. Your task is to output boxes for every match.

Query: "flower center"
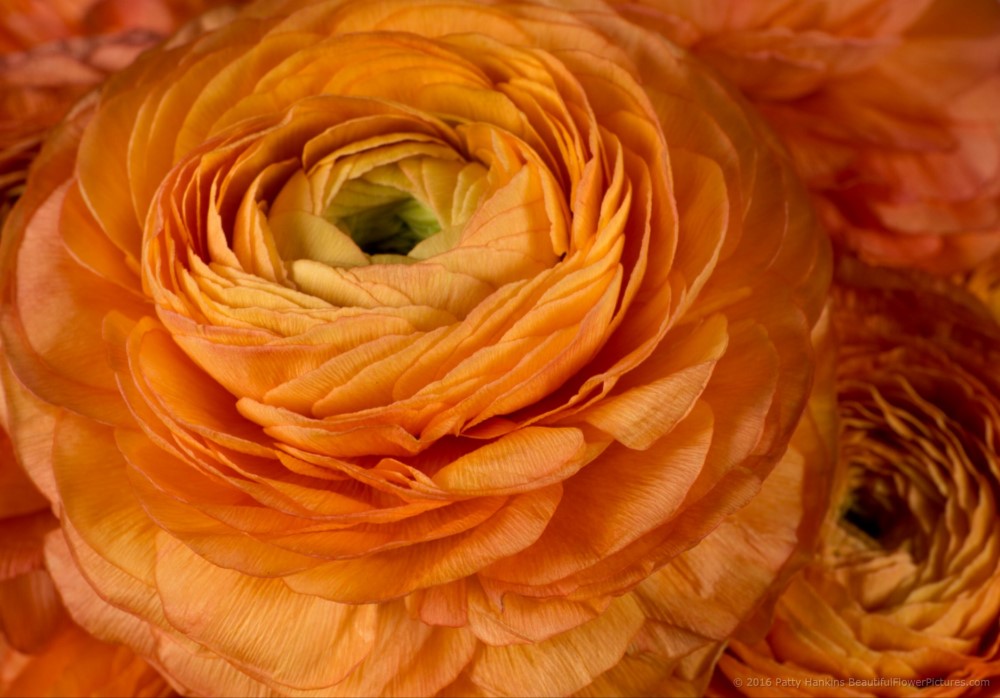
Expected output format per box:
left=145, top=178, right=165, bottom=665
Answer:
left=326, top=181, right=441, bottom=257
left=839, top=475, right=920, bottom=554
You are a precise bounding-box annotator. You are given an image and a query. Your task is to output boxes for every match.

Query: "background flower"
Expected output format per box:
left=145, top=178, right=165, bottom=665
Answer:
left=0, top=30, right=158, bottom=223
left=1, top=619, right=174, bottom=697
left=0, top=0, right=243, bottom=224
left=712, top=261, right=1000, bottom=696
left=0, top=0, right=232, bottom=53
left=1, top=0, right=832, bottom=694
left=609, top=0, right=1000, bottom=275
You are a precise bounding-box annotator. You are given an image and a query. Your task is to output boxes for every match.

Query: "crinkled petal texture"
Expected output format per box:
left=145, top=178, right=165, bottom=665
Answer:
left=610, top=0, right=1000, bottom=275
left=0, top=365, right=171, bottom=696
left=1, top=0, right=832, bottom=694
left=714, top=262, right=1000, bottom=697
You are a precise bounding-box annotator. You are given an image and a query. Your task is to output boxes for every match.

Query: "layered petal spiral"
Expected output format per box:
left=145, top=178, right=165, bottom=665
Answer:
left=715, top=262, right=1000, bottom=696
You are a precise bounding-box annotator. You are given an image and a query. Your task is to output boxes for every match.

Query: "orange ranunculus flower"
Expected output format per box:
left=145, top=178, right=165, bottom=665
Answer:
left=609, top=0, right=1000, bottom=275
left=713, top=261, right=1000, bottom=697
left=1, top=0, right=833, bottom=693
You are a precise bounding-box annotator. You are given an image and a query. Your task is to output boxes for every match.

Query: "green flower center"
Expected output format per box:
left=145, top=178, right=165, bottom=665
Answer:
left=326, top=181, right=441, bottom=258
left=336, top=198, right=440, bottom=256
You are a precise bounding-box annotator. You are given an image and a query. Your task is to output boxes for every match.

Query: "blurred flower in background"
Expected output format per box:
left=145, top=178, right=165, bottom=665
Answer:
left=609, top=0, right=1000, bottom=274
left=712, top=261, right=1000, bottom=696
left=0, top=0, right=241, bottom=223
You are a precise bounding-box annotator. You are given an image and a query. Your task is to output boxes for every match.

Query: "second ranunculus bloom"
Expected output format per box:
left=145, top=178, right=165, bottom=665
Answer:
left=713, top=263, right=1000, bottom=696
left=610, top=0, right=1000, bottom=275
left=0, top=0, right=833, bottom=694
